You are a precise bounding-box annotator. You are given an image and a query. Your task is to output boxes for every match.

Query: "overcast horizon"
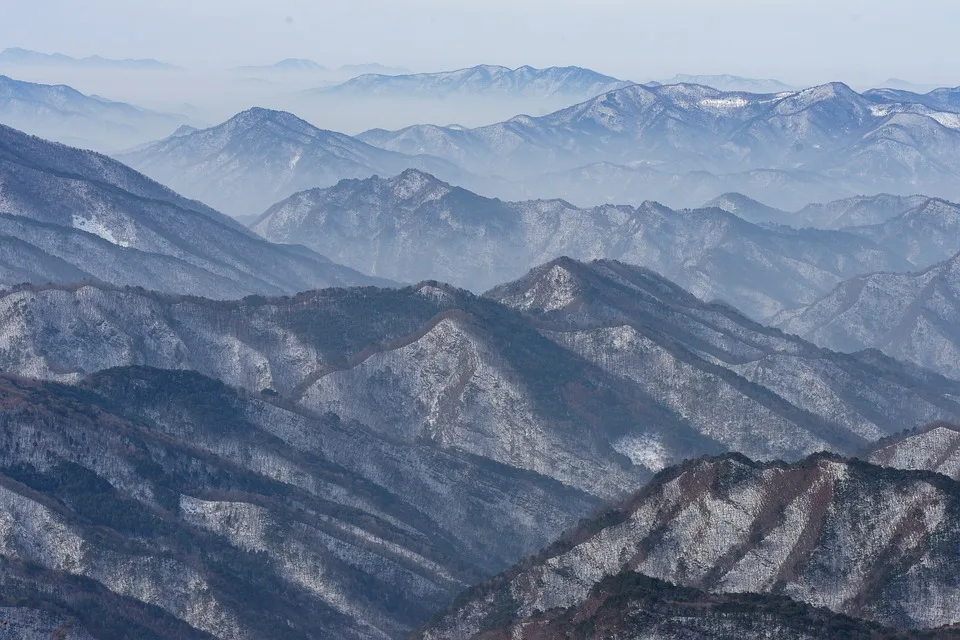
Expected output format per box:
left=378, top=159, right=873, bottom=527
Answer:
left=2, top=0, right=959, bottom=87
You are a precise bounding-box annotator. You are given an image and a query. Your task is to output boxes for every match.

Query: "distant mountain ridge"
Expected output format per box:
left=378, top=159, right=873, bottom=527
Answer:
left=656, top=73, right=797, bottom=93
left=253, top=169, right=915, bottom=319
left=313, top=64, right=631, bottom=100
left=0, top=47, right=178, bottom=70
left=0, top=74, right=187, bottom=151
left=358, top=81, right=960, bottom=206
left=118, top=107, right=470, bottom=216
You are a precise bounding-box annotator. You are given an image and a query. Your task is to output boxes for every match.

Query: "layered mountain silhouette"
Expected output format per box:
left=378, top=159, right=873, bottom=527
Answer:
left=253, top=170, right=917, bottom=319
left=0, top=124, right=385, bottom=296
left=0, top=74, right=187, bottom=151
left=119, top=108, right=469, bottom=216
left=359, top=82, right=960, bottom=207
left=0, top=47, right=178, bottom=70
left=313, top=65, right=630, bottom=100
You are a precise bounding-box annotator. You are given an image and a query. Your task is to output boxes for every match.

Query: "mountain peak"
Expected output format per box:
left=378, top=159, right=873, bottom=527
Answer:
left=484, top=257, right=588, bottom=312
left=387, top=168, right=452, bottom=200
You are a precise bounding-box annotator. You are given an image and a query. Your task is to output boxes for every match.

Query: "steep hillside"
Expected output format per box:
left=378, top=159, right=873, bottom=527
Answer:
left=418, top=454, right=960, bottom=635
left=776, top=253, right=960, bottom=380
left=0, top=367, right=597, bottom=639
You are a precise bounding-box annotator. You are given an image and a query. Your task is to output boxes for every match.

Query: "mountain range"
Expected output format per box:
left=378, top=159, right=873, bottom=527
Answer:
left=0, top=74, right=187, bottom=151
left=118, top=108, right=469, bottom=216
left=0, top=47, right=178, bottom=70
left=6, top=63, right=960, bottom=638
left=706, top=192, right=931, bottom=227
left=313, top=65, right=631, bottom=100
left=0, top=124, right=383, bottom=296
left=864, top=85, right=960, bottom=112
left=252, top=169, right=921, bottom=319
left=3, top=161, right=960, bottom=639
left=708, top=192, right=960, bottom=266
left=358, top=81, right=960, bottom=208
left=2, top=259, right=958, bottom=483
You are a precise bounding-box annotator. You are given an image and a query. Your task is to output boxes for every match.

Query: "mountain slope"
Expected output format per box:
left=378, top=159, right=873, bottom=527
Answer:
left=0, top=366, right=597, bottom=639
left=707, top=192, right=933, bottom=228
left=864, top=86, right=960, bottom=112
left=0, top=75, right=187, bottom=151
left=417, top=454, right=960, bottom=635
left=253, top=170, right=911, bottom=319
left=775, top=253, right=960, bottom=380
left=118, top=107, right=468, bottom=216
left=0, top=124, right=383, bottom=297
left=469, top=570, right=949, bottom=640
left=486, top=258, right=960, bottom=454
left=316, top=65, right=630, bottom=99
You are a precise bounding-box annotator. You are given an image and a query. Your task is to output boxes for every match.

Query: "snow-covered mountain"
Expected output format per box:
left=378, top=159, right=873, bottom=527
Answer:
left=359, top=82, right=960, bottom=205
left=418, top=453, right=960, bottom=636
left=118, top=107, right=469, bottom=216
left=314, top=64, right=630, bottom=100
left=3, top=261, right=958, bottom=483
left=0, top=47, right=177, bottom=70
left=0, top=74, right=188, bottom=151
left=866, top=421, right=960, bottom=480
left=0, top=124, right=384, bottom=296
left=656, top=73, right=797, bottom=93
left=775, top=253, right=960, bottom=380
left=253, top=170, right=912, bottom=319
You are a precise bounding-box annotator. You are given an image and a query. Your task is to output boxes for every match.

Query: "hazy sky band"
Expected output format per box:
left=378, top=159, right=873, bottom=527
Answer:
left=4, top=0, right=957, bottom=86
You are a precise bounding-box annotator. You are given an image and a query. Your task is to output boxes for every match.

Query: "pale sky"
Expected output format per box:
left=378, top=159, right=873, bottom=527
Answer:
left=3, top=0, right=957, bottom=86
